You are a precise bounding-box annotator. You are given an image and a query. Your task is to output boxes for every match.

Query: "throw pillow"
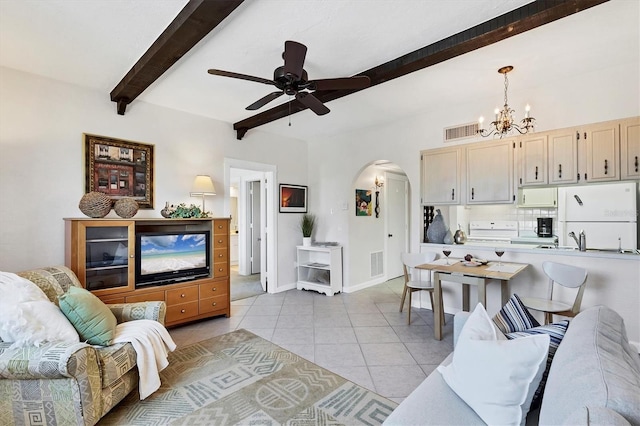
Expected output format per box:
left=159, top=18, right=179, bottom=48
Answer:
left=438, top=303, right=549, bottom=426
left=507, top=320, right=570, bottom=408
left=493, top=293, right=540, bottom=334
left=0, top=271, right=80, bottom=347
left=58, top=286, right=117, bottom=346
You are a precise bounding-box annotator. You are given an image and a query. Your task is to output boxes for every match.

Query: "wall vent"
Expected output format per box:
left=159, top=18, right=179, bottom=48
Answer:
left=444, top=122, right=479, bottom=142
left=370, top=251, right=384, bottom=277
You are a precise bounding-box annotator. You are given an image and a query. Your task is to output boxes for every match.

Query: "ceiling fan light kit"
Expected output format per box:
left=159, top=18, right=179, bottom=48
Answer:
left=477, top=65, right=535, bottom=138
left=208, top=40, right=370, bottom=118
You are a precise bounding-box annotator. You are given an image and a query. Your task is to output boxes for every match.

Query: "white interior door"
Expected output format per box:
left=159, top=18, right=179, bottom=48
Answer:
left=385, top=173, right=409, bottom=279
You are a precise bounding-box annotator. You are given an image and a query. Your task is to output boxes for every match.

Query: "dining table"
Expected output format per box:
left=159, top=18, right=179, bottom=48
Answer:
left=416, top=259, right=529, bottom=340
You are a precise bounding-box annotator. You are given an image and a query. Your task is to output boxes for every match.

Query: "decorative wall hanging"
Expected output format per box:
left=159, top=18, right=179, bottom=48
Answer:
left=279, top=184, right=307, bottom=213
left=84, top=134, right=154, bottom=209
left=355, top=189, right=372, bottom=216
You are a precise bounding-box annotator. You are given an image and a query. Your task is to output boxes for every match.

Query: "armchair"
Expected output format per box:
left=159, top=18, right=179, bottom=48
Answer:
left=0, top=266, right=166, bottom=426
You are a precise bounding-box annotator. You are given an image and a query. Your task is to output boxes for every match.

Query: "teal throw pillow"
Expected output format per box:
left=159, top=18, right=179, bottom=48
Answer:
left=58, top=286, right=117, bottom=346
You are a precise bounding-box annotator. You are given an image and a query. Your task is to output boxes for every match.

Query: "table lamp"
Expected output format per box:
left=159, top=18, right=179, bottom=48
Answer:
left=190, top=175, right=216, bottom=213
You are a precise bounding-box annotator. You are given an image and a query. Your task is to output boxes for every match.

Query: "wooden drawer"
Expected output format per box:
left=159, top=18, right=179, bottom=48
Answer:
left=126, top=290, right=165, bottom=303
left=166, top=301, right=199, bottom=323
left=213, top=263, right=228, bottom=278
left=214, top=248, right=228, bottom=263
left=199, top=281, right=227, bottom=297
left=166, top=286, right=199, bottom=305
left=214, top=220, right=229, bottom=235
left=199, top=295, right=228, bottom=314
left=100, top=295, right=126, bottom=304
left=213, top=236, right=227, bottom=249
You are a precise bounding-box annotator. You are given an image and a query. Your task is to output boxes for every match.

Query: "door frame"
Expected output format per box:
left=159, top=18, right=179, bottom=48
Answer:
left=224, top=158, right=277, bottom=293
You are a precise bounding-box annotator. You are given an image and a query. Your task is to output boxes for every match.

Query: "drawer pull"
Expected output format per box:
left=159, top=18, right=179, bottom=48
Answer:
left=180, top=293, right=186, bottom=298
left=212, top=302, right=217, bottom=306
left=218, top=268, right=224, bottom=272
left=218, top=239, right=223, bottom=243
left=218, top=225, right=223, bottom=229
left=180, top=309, right=186, bottom=313
left=212, top=287, right=217, bottom=291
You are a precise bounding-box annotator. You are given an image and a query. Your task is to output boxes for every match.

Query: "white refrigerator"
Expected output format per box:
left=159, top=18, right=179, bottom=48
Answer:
left=557, top=182, right=638, bottom=250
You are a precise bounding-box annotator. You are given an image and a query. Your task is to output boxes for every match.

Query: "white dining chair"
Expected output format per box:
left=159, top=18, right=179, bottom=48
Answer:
left=520, top=261, right=588, bottom=324
left=399, top=252, right=444, bottom=325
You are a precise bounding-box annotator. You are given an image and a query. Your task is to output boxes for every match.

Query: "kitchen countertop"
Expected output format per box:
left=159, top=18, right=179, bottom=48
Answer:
left=421, top=241, right=640, bottom=260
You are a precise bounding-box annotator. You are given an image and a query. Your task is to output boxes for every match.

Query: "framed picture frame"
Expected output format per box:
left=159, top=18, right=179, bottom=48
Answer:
left=355, top=189, right=372, bottom=216
left=279, top=184, right=307, bottom=213
left=84, top=133, right=154, bottom=209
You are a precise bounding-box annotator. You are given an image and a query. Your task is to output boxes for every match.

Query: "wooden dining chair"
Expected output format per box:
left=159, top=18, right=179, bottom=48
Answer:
left=399, top=252, right=444, bottom=325
left=520, top=261, right=588, bottom=324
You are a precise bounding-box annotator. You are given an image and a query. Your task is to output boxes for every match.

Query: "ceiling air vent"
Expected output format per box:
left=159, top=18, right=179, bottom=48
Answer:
left=444, top=122, right=479, bottom=142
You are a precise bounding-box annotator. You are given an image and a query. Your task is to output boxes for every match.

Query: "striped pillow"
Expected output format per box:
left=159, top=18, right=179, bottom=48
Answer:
left=492, top=293, right=540, bottom=334
left=507, top=320, right=570, bottom=408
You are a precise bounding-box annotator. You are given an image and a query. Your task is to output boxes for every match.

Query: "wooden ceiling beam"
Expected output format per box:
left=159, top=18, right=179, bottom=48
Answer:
left=233, top=0, right=608, bottom=139
left=110, top=0, right=244, bottom=115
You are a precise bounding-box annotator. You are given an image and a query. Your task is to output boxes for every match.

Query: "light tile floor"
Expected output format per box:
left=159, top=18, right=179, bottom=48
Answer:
left=168, top=277, right=454, bottom=403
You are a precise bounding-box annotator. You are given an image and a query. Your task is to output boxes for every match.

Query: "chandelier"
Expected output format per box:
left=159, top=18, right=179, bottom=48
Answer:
left=477, top=66, right=535, bottom=138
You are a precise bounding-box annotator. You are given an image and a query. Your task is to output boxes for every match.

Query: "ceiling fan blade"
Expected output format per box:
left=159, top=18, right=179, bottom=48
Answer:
left=295, top=92, right=330, bottom=116
left=311, top=75, right=371, bottom=91
left=283, top=41, right=307, bottom=80
left=207, top=69, right=274, bottom=86
left=246, top=91, right=284, bottom=110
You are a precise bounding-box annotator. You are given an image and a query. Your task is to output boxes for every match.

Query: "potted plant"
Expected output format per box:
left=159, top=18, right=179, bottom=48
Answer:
left=300, top=213, right=316, bottom=246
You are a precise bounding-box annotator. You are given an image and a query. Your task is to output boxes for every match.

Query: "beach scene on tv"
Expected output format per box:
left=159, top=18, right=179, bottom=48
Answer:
left=140, top=233, right=207, bottom=274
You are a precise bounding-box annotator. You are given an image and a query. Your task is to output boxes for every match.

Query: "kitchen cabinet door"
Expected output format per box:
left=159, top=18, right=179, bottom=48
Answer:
left=421, top=147, right=462, bottom=205
left=620, top=117, right=640, bottom=180
left=548, top=129, right=578, bottom=184
left=466, top=139, right=514, bottom=204
left=518, top=134, right=548, bottom=186
left=583, top=122, right=619, bottom=182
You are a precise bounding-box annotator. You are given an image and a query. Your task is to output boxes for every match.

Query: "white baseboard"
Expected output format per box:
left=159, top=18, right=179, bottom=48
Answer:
left=342, top=277, right=387, bottom=293
left=270, top=282, right=296, bottom=294
left=629, top=340, right=640, bottom=354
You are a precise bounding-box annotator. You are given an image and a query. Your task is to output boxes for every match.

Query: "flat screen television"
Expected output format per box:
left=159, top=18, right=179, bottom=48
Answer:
left=135, top=230, right=211, bottom=287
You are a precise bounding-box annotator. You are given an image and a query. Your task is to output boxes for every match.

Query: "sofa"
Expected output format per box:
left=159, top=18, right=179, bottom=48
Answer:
left=0, top=266, right=166, bottom=426
left=384, top=305, right=640, bottom=425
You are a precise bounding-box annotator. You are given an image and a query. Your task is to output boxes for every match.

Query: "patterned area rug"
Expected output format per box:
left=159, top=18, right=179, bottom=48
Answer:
left=99, top=329, right=397, bottom=425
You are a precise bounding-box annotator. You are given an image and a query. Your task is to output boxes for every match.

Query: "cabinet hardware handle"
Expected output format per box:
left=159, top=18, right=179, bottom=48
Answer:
left=576, top=131, right=580, bottom=140
left=535, top=166, right=538, bottom=180
left=523, top=195, right=526, bottom=203
left=180, top=309, right=186, bottom=313
left=180, top=293, right=186, bottom=298
left=635, top=156, right=639, bottom=172
left=584, top=132, right=587, bottom=139
left=451, top=189, right=454, bottom=200
left=218, top=225, right=223, bottom=229
left=471, top=188, right=475, bottom=200
left=604, top=159, right=608, bottom=175
left=558, top=164, right=562, bottom=178
left=218, top=239, right=223, bottom=243
left=218, top=253, right=223, bottom=257
left=212, top=287, right=216, bottom=291
left=218, top=268, right=223, bottom=272
left=212, top=302, right=217, bottom=306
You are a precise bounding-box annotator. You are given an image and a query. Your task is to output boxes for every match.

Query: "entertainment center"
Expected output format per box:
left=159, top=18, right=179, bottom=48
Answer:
left=64, top=217, right=230, bottom=326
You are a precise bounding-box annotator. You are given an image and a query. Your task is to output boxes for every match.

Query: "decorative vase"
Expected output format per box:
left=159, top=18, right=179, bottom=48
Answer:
left=302, top=237, right=312, bottom=247
left=443, top=229, right=454, bottom=245
left=113, top=198, right=139, bottom=218
left=78, top=192, right=112, bottom=218
left=160, top=202, right=173, bottom=218
left=426, top=209, right=448, bottom=243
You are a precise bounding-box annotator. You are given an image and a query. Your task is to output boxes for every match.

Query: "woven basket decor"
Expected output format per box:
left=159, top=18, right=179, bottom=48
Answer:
left=79, top=192, right=112, bottom=218
left=114, top=198, right=139, bottom=218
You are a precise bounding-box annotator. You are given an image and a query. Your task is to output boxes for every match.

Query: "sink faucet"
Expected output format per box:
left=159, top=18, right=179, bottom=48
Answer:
left=568, top=231, right=586, bottom=251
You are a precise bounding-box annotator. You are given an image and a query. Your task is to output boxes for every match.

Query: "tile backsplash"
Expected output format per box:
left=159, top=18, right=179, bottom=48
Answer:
left=449, top=205, right=558, bottom=237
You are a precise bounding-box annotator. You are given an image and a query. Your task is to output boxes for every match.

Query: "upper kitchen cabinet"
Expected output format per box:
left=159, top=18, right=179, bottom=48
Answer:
left=548, top=128, right=579, bottom=185
left=582, top=122, right=619, bottom=182
left=620, top=117, right=640, bottom=180
left=421, top=147, right=463, bottom=205
left=466, top=139, right=514, bottom=204
left=517, top=134, right=548, bottom=186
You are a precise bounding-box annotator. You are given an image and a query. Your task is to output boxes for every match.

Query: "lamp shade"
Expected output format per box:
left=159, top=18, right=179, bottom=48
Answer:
left=190, top=175, right=216, bottom=196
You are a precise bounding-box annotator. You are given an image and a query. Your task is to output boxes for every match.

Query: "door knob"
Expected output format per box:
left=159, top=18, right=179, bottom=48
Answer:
left=388, top=234, right=393, bottom=238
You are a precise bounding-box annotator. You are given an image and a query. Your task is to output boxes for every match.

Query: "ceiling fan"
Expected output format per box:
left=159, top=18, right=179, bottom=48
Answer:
left=207, top=40, right=371, bottom=116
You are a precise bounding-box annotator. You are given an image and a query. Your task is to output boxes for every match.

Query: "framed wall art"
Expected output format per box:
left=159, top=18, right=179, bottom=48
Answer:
left=84, top=133, right=154, bottom=209
left=355, top=189, right=372, bottom=216
left=279, top=184, right=307, bottom=213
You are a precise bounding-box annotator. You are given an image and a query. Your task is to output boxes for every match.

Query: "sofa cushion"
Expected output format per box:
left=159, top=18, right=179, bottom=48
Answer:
left=438, top=304, right=549, bottom=426
left=539, top=306, right=640, bottom=425
left=96, top=341, right=137, bottom=388
left=59, top=286, right=117, bottom=346
left=17, top=266, right=81, bottom=304
left=563, top=406, right=632, bottom=426
left=493, top=293, right=540, bottom=334
left=507, top=320, right=569, bottom=408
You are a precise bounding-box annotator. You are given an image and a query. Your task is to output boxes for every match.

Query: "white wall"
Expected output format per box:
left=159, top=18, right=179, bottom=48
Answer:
left=0, top=67, right=307, bottom=291
left=307, top=54, right=640, bottom=289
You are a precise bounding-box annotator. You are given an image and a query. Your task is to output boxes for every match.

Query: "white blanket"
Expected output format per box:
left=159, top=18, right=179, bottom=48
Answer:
left=113, top=320, right=176, bottom=399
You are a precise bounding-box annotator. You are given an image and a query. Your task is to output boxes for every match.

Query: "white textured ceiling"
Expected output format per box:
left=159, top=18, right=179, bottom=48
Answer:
left=1, top=0, right=637, bottom=141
